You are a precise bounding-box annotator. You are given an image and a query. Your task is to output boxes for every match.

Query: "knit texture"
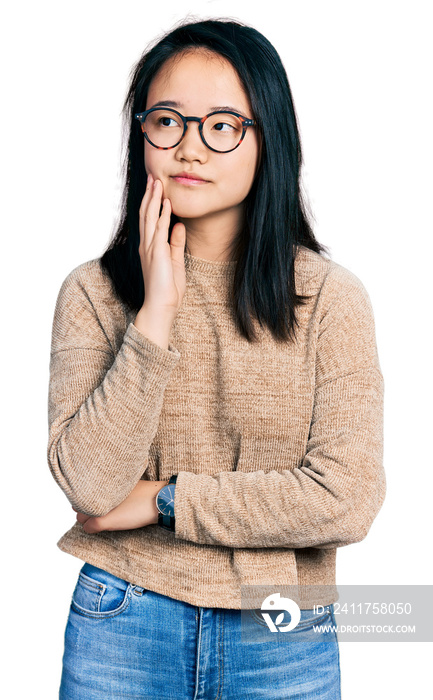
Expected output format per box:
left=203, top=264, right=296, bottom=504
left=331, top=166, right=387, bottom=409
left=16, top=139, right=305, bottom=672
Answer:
left=47, top=245, right=385, bottom=609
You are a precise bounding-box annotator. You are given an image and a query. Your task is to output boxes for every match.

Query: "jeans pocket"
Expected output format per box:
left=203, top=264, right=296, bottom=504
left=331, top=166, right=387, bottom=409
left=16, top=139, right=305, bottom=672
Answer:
left=70, top=563, right=132, bottom=619
left=295, top=604, right=333, bottom=631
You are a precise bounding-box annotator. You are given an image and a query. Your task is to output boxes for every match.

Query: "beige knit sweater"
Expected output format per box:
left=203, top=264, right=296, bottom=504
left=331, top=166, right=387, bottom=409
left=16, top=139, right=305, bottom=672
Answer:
left=47, top=245, right=385, bottom=609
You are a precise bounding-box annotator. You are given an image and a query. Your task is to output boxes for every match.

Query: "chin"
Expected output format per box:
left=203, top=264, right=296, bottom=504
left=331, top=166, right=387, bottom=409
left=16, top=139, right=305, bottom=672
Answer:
left=173, top=208, right=211, bottom=220
left=164, top=183, right=214, bottom=215
left=169, top=200, right=213, bottom=220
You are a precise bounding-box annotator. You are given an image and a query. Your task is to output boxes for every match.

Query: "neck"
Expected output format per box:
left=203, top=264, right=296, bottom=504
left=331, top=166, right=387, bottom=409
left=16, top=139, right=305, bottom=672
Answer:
left=179, top=206, right=243, bottom=262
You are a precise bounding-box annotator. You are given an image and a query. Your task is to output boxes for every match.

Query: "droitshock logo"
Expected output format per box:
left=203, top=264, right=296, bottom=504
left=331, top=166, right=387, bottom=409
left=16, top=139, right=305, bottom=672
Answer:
left=260, top=593, right=301, bottom=632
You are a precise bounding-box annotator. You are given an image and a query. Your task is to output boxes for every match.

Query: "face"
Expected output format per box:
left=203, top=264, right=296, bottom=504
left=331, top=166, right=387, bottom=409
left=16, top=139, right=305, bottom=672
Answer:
left=144, top=49, right=259, bottom=230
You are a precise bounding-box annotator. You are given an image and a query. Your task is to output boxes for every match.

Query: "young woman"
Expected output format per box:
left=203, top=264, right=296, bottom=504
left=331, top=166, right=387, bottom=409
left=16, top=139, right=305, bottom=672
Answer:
left=48, top=18, right=386, bottom=699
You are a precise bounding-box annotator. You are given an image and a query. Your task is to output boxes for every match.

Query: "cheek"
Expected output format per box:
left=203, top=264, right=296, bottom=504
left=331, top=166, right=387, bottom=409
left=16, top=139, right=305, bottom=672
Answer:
left=143, top=147, right=153, bottom=176
left=227, top=153, right=258, bottom=198
left=229, top=138, right=259, bottom=190
left=144, top=145, right=165, bottom=178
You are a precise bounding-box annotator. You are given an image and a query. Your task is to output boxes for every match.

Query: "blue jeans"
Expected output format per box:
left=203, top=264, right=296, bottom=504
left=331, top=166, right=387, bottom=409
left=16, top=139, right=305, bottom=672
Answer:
left=59, top=563, right=341, bottom=699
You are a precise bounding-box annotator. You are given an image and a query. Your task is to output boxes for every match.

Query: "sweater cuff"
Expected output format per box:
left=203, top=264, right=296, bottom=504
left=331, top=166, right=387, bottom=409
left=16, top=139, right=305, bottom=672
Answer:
left=173, top=471, right=217, bottom=544
left=126, top=322, right=181, bottom=366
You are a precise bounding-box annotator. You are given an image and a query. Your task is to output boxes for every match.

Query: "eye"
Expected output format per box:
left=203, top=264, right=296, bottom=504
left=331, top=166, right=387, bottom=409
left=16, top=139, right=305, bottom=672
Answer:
left=212, top=121, right=237, bottom=132
left=207, top=113, right=243, bottom=135
left=158, top=116, right=178, bottom=127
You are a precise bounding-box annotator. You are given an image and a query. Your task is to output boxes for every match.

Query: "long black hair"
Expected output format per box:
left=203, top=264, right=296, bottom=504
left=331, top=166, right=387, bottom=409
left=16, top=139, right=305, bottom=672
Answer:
left=100, top=18, right=329, bottom=343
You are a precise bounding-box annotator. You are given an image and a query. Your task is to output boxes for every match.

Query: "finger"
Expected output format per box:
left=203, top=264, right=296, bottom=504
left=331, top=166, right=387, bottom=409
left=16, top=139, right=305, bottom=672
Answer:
left=139, top=173, right=155, bottom=243
left=153, top=198, right=172, bottom=242
left=139, top=173, right=154, bottom=215
left=75, top=511, right=91, bottom=525
left=142, top=179, right=165, bottom=250
left=83, top=518, right=103, bottom=534
left=76, top=512, right=103, bottom=533
left=169, top=221, right=187, bottom=266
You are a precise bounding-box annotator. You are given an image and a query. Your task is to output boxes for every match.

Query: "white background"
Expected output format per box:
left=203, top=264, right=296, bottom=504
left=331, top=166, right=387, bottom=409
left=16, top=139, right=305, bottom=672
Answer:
left=2, top=0, right=432, bottom=697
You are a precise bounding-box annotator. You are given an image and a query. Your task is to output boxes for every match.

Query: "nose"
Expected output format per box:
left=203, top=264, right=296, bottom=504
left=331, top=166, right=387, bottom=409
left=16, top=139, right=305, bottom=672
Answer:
left=175, top=120, right=208, bottom=162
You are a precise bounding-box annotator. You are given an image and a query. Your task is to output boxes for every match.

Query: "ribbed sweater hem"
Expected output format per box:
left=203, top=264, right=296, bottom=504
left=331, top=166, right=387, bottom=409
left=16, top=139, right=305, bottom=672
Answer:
left=57, top=531, right=339, bottom=610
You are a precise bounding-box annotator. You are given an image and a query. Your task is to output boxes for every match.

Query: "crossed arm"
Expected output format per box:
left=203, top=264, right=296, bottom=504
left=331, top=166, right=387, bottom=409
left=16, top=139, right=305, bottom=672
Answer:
left=73, top=478, right=170, bottom=533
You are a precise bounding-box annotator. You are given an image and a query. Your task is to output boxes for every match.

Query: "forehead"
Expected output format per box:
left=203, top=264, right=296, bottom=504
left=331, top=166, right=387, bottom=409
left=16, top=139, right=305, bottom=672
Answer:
left=146, top=49, right=251, bottom=113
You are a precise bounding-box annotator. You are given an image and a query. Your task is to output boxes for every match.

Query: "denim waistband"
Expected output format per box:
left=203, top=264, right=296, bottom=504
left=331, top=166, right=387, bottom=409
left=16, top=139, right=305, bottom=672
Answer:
left=81, top=562, right=130, bottom=591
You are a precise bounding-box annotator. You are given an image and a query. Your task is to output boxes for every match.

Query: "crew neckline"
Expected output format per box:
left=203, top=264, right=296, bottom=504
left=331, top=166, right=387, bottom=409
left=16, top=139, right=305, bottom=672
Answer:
left=184, top=251, right=237, bottom=275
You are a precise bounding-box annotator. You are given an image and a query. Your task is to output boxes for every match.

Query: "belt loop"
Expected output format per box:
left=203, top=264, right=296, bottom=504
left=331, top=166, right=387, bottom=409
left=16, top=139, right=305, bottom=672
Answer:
left=132, top=585, right=145, bottom=596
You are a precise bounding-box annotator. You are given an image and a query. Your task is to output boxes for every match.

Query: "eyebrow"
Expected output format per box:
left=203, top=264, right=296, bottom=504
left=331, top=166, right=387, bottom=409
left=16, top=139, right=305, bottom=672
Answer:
left=148, top=100, right=247, bottom=114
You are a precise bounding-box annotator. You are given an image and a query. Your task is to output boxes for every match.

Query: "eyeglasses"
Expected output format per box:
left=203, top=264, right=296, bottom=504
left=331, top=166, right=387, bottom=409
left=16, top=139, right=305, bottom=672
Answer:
left=135, top=107, right=256, bottom=153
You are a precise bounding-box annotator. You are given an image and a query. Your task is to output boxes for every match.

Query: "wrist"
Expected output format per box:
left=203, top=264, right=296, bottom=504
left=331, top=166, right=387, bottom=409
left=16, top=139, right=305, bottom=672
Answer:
left=134, top=308, right=173, bottom=350
left=150, top=480, right=170, bottom=524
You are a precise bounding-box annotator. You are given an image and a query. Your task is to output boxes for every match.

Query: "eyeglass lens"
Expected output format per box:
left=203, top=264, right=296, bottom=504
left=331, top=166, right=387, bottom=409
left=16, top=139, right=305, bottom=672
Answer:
left=143, top=110, right=244, bottom=152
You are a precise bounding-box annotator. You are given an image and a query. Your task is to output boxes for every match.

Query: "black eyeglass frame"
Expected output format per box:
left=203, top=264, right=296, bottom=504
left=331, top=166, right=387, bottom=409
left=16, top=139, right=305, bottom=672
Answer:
left=134, top=107, right=256, bottom=154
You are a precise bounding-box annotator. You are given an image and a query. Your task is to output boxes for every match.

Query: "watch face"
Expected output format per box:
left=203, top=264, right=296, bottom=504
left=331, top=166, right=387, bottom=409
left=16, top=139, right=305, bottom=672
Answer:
left=156, top=484, right=176, bottom=517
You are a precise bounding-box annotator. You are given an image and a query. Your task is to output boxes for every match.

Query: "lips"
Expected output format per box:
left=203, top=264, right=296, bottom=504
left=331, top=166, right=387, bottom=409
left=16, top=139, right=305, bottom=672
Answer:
left=171, top=172, right=210, bottom=185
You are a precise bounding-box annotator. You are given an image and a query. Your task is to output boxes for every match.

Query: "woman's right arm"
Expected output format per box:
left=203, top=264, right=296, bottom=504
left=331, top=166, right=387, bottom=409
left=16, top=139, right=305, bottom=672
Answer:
left=47, top=175, right=187, bottom=517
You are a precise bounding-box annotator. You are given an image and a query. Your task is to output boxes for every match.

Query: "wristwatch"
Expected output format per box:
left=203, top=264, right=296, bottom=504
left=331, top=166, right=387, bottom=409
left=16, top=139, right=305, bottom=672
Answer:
left=156, top=474, right=178, bottom=531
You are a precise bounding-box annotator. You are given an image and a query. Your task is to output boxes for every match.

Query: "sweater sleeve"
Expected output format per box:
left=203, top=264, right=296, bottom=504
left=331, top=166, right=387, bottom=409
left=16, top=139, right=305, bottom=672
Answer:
left=47, top=263, right=181, bottom=516
left=173, top=267, right=386, bottom=549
